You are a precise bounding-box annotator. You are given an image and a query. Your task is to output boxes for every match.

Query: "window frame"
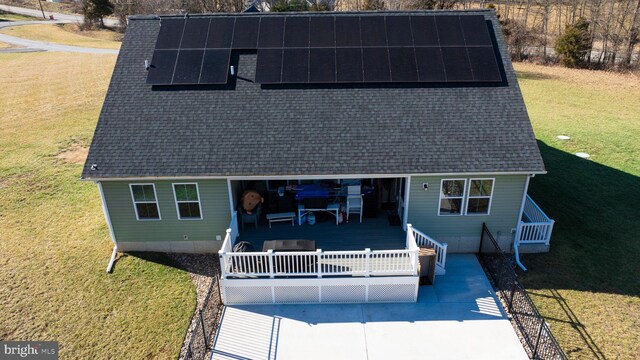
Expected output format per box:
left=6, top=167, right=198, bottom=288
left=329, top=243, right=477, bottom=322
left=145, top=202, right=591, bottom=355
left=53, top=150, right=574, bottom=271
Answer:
left=129, top=183, right=162, bottom=221
left=437, top=178, right=467, bottom=216
left=172, top=182, right=204, bottom=220
left=465, top=178, right=495, bottom=216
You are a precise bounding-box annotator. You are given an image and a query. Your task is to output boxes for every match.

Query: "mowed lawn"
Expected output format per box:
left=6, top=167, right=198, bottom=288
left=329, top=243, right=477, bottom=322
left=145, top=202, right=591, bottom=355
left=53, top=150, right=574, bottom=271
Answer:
left=514, top=63, right=640, bottom=359
left=0, top=24, right=121, bottom=49
left=0, top=53, right=195, bottom=358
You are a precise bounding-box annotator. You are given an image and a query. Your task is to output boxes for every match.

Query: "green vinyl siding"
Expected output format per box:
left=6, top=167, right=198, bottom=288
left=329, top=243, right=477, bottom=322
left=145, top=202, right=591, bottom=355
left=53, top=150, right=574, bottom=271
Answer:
left=408, top=175, right=527, bottom=248
left=101, top=180, right=230, bottom=243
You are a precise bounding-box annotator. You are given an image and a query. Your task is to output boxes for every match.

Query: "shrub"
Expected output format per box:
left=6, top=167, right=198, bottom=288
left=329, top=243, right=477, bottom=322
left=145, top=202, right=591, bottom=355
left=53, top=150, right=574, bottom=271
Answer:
left=555, top=18, right=592, bottom=68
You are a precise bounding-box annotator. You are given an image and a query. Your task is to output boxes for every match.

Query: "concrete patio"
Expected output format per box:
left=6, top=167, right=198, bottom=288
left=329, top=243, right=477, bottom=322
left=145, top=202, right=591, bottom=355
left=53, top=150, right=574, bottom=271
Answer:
left=211, top=254, right=527, bottom=360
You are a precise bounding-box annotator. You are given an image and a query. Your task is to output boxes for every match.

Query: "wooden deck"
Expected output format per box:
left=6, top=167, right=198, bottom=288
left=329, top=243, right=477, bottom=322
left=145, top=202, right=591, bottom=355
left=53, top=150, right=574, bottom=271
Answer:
left=236, top=212, right=406, bottom=251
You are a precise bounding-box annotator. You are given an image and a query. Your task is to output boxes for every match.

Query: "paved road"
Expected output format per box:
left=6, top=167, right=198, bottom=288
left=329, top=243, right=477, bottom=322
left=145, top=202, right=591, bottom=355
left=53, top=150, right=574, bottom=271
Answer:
left=0, top=18, right=119, bottom=54
left=0, top=4, right=119, bottom=26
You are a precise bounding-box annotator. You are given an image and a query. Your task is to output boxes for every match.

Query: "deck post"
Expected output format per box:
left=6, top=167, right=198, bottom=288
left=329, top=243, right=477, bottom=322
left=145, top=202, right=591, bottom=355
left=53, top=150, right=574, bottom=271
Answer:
left=364, top=248, right=371, bottom=277
left=267, top=250, right=275, bottom=278
left=316, top=249, right=322, bottom=278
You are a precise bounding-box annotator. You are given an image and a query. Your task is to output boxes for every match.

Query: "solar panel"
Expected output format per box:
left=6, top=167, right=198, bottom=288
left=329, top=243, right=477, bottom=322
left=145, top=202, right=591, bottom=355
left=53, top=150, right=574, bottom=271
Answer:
left=388, top=47, right=418, bottom=82
left=336, top=47, right=363, bottom=82
left=282, top=48, right=309, bottom=83
left=181, top=18, right=210, bottom=49
left=200, top=49, right=231, bottom=84
left=410, top=16, right=439, bottom=46
left=258, top=17, right=285, bottom=48
left=309, top=16, right=334, bottom=47
left=436, top=16, right=465, bottom=46
left=385, top=16, right=412, bottom=46
left=360, top=16, right=387, bottom=47
left=284, top=16, right=310, bottom=48
left=148, top=14, right=504, bottom=86
left=207, top=17, right=235, bottom=48
left=255, top=48, right=283, bottom=83
left=146, top=50, right=178, bottom=84
left=441, top=47, right=473, bottom=81
left=155, top=19, right=185, bottom=49
left=232, top=17, right=260, bottom=49
left=362, top=47, right=391, bottom=82
left=172, top=50, right=204, bottom=84
left=309, top=48, right=336, bottom=82
left=414, top=47, right=446, bottom=82
left=335, top=17, right=360, bottom=47
left=467, top=46, right=501, bottom=82
left=460, top=15, right=492, bottom=46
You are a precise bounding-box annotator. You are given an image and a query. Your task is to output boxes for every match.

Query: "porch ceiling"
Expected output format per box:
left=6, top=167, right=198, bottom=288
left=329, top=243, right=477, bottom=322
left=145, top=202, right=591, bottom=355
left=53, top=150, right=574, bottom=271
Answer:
left=236, top=213, right=405, bottom=252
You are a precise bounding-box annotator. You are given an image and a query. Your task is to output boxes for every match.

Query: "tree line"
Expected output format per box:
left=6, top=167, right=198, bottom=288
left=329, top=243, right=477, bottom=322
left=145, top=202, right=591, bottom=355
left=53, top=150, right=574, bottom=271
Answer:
left=81, top=0, right=638, bottom=70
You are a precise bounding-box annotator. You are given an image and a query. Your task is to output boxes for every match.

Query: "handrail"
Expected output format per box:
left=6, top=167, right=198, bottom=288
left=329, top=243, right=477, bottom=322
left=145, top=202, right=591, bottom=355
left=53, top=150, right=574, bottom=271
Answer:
left=407, top=224, right=448, bottom=271
left=523, top=195, right=551, bottom=223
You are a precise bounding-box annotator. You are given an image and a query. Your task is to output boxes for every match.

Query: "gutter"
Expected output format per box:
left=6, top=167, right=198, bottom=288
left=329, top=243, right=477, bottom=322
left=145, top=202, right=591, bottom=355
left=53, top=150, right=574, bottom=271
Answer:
left=98, top=181, right=119, bottom=273
left=513, top=174, right=532, bottom=271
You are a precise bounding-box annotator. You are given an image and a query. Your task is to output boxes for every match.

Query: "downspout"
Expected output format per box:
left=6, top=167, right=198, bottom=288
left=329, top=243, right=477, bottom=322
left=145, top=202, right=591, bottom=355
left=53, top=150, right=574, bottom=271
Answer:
left=98, top=181, right=119, bottom=273
left=514, top=175, right=532, bottom=271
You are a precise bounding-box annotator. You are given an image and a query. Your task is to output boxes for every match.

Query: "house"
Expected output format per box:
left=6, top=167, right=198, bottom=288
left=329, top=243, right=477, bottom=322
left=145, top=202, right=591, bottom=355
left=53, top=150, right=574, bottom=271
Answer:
left=82, top=10, right=555, bottom=304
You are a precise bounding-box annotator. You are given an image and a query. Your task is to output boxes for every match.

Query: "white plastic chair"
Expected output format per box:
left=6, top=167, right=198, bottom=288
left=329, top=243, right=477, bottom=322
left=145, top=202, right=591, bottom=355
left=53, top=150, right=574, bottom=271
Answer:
left=346, top=186, right=363, bottom=223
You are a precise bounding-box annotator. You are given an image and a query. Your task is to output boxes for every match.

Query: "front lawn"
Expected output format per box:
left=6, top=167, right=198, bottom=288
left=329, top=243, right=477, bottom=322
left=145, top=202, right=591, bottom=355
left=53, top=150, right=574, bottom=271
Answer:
left=0, top=52, right=195, bottom=358
left=514, top=63, right=640, bottom=359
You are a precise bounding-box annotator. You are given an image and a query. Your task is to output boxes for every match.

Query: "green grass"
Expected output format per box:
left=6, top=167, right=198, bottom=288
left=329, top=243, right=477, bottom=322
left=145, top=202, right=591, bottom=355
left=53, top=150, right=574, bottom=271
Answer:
left=0, top=52, right=195, bottom=359
left=514, top=63, right=640, bottom=359
left=0, top=12, right=39, bottom=21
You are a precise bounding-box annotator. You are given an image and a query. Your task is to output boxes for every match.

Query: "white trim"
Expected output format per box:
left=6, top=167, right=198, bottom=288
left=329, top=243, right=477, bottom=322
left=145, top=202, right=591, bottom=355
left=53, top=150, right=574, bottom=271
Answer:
left=129, top=183, right=162, bottom=221
left=227, top=178, right=235, bottom=217
left=97, top=181, right=118, bottom=245
left=171, top=182, right=203, bottom=220
left=437, top=178, right=467, bottom=216
left=402, top=176, right=411, bottom=230
left=464, top=178, right=495, bottom=216
left=82, top=170, right=547, bottom=182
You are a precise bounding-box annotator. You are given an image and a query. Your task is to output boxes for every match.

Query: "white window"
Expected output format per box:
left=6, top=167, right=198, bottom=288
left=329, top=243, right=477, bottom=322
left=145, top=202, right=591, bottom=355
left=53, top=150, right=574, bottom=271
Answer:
left=438, top=179, right=467, bottom=216
left=172, top=183, right=203, bottom=220
left=130, top=184, right=161, bottom=220
left=466, top=179, right=495, bottom=215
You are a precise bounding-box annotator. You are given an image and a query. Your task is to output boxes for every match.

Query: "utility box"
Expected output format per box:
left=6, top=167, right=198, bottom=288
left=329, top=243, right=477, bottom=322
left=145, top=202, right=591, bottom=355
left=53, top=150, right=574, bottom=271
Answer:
left=418, top=246, right=436, bottom=285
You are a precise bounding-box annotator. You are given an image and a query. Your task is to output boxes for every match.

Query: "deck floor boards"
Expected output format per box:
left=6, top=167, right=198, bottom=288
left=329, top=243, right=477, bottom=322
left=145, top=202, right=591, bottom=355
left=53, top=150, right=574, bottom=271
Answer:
left=236, top=212, right=406, bottom=251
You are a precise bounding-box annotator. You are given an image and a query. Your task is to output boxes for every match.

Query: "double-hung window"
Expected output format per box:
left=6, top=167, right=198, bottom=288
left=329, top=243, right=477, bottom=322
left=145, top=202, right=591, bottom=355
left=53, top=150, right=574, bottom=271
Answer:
left=439, top=179, right=467, bottom=216
left=130, top=184, right=161, bottom=220
left=466, top=179, right=494, bottom=215
left=173, top=183, right=202, bottom=220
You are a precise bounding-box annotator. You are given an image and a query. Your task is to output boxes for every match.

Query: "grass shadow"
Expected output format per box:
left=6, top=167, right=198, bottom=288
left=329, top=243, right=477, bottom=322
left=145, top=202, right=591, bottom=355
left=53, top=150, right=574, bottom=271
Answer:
left=522, top=141, right=640, bottom=296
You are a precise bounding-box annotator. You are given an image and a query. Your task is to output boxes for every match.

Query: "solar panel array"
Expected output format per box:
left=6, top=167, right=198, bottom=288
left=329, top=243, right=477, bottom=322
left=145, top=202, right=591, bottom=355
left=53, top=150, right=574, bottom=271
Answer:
left=146, top=14, right=503, bottom=86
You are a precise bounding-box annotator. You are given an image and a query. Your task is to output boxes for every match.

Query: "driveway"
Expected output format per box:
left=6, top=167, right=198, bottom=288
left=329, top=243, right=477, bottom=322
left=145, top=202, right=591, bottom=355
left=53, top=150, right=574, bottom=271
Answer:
left=0, top=4, right=118, bottom=26
left=211, top=255, right=527, bottom=360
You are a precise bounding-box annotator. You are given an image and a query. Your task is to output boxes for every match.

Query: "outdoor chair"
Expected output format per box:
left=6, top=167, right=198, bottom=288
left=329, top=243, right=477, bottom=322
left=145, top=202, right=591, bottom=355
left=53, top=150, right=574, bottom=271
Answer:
left=346, top=186, right=363, bottom=223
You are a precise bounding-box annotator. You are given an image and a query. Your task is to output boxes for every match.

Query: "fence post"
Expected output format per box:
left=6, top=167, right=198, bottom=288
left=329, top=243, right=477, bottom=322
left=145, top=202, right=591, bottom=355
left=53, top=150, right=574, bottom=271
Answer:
left=199, top=310, right=209, bottom=349
left=479, top=223, right=486, bottom=253
left=508, top=281, right=517, bottom=311
left=216, top=276, right=223, bottom=306
left=267, top=250, right=274, bottom=278
left=532, top=318, right=545, bottom=359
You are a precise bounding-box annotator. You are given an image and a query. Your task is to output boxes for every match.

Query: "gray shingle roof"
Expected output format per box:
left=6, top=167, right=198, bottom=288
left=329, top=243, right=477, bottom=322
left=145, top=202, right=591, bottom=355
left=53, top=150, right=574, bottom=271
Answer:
left=82, top=10, right=545, bottom=179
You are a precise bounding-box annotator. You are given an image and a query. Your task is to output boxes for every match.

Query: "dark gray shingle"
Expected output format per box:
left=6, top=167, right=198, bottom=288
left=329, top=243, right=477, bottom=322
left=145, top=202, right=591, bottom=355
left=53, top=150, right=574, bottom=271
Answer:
left=82, top=10, right=545, bottom=179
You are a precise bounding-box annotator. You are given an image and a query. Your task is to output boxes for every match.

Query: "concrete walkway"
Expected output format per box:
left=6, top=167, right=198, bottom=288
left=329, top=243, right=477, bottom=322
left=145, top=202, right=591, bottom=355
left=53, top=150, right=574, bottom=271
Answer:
left=211, top=255, right=527, bottom=360
left=0, top=20, right=119, bottom=54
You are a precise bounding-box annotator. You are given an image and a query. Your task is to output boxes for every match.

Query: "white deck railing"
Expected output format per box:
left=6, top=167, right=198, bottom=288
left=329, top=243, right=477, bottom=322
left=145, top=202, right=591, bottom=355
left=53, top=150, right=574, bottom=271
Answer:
left=516, top=196, right=555, bottom=245
left=407, top=224, right=448, bottom=272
